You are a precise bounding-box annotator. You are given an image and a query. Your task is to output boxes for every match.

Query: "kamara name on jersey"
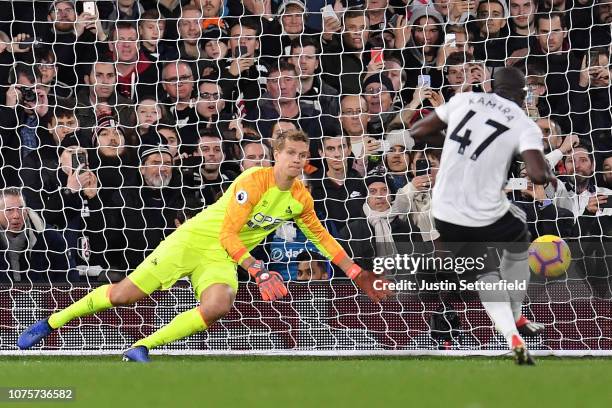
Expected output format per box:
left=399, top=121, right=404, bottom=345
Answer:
left=468, top=95, right=515, bottom=122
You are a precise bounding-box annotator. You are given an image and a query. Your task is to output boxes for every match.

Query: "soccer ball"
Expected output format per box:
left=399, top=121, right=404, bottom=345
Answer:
left=528, top=235, right=571, bottom=278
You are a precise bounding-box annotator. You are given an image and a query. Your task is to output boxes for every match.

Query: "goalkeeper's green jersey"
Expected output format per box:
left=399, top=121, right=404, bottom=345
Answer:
left=172, top=166, right=347, bottom=265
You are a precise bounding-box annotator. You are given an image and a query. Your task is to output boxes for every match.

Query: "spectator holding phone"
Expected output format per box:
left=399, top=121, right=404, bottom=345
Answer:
left=570, top=48, right=611, bottom=151
left=394, top=146, right=442, bottom=242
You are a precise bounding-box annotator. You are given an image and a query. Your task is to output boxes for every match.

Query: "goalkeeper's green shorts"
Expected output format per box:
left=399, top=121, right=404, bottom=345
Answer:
left=127, top=237, right=239, bottom=300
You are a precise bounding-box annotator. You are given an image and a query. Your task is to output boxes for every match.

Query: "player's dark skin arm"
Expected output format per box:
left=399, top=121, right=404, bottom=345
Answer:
left=409, top=112, right=447, bottom=146
left=521, top=150, right=555, bottom=185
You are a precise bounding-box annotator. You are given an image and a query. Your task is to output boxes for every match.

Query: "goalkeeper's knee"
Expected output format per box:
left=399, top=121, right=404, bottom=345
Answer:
left=198, top=284, right=236, bottom=325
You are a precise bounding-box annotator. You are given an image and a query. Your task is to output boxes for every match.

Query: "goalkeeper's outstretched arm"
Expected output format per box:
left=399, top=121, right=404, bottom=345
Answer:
left=294, top=188, right=392, bottom=303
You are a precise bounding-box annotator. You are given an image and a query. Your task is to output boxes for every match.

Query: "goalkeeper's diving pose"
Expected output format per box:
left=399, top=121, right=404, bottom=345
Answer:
left=18, top=130, right=391, bottom=361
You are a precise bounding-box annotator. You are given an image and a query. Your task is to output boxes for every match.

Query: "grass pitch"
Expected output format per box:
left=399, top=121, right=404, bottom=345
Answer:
left=0, top=356, right=610, bottom=408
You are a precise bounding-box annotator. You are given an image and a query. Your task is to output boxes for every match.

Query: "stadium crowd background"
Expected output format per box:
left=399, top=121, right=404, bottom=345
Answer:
left=0, top=0, right=610, bottom=295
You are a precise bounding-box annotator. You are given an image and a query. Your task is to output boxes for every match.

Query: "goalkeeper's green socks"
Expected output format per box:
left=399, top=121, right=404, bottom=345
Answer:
left=48, top=284, right=114, bottom=329
left=132, top=308, right=208, bottom=350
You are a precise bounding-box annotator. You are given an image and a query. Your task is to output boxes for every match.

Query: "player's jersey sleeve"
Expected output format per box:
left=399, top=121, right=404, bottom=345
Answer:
left=218, top=169, right=267, bottom=264
left=434, top=93, right=461, bottom=124
left=518, top=119, right=544, bottom=153
left=292, top=185, right=347, bottom=264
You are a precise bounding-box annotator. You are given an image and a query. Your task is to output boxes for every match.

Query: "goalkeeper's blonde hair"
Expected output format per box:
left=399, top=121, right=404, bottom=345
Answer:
left=273, top=129, right=309, bottom=152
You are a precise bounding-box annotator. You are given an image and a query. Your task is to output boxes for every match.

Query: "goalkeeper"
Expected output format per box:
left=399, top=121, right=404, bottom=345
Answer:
left=18, top=130, right=391, bottom=361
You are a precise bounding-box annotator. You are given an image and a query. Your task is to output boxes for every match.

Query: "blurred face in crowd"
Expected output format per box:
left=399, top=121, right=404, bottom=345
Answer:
left=411, top=151, right=440, bottom=178
left=179, top=8, right=202, bottom=45
left=196, top=82, right=225, bottom=119
left=386, top=145, right=409, bottom=173
left=194, top=0, right=223, bottom=17
left=48, top=1, right=76, bottom=32
left=270, top=121, right=298, bottom=140
left=413, top=17, right=441, bottom=53
left=281, top=5, right=305, bottom=35
left=340, top=95, right=369, bottom=136
left=136, top=99, right=162, bottom=131
left=589, top=53, right=611, bottom=88
left=241, top=142, right=271, bottom=170
left=384, top=60, right=403, bottom=91
left=267, top=69, right=299, bottom=103
left=158, top=128, right=179, bottom=158
left=536, top=118, right=563, bottom=152
left=510, top=0, right=536, bottom=29
left=88, top=62, right=117, bottom=101
left=274, top=139, right=309, bottom=179
left=525, top=75, right=546, bottom=105
left=433, top=0, right=450, bottom=16
left=364, top=80, right=393, bottom=114
left=204, top=39, right=229, bottom=59
left=38, top=56, right=57, bottom=85
left=320, top=137, right=351, bottom=173
left=603, top=156, right=612, bottom=186
left=367, top=181, right=391, bottom=212
left=118, top=0, right=136, bottom=7
left=229, top=25, right=260, bottom=57
left=0, top=194, right=26, bottom=233
left=343, top=14, right=369, bottom=50
left=290, top=45, right=319, bottom=77
left=599, top=0, right=612, bottom=23
left=162, top=63, right=194, bottom=102
left=139, top=19, right=166, bottom=49
left=477, top=2, right=507, bottom=36
left=97, top=127, right=126, bottom=158
left=366, top=0, right=390, bottom=12
left=446, top=62, right=468, bottom=90
left=297, top=260, right=328, bottom=281
left=112, top=26, right=140, bottom=63
left=197, top=136, right=224, bottom=172
left=536, top=15, right=566, bottom=54
left=49, top=114, right=79, bottom=145
left=564, top=148, right=593, bottom=179
left=141, top=152, right=173, bottom=188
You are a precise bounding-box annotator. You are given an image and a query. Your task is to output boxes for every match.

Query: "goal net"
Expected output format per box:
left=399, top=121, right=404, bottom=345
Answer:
left=0, top=0, right=611, bottom=355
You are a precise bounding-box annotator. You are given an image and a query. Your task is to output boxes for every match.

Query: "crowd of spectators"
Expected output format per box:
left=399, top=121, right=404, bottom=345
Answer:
left=0, top=0, right=610, bottom=288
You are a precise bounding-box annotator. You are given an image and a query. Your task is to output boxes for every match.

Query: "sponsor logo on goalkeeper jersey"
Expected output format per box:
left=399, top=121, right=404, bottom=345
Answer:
left=247, top=212, right=285, bottom=230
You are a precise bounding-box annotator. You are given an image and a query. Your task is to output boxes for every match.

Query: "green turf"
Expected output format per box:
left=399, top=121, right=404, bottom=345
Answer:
left=0, top=356, right=610, bottom=408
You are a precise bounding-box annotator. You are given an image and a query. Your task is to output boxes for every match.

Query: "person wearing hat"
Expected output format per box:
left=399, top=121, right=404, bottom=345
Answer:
left=201, top=24, right=230, bottom=60
left=362, top=74, right=401, bottom=137
left=107, top=141, right=182, bottom=272
left=20, top=131, right=110, bottom=273
left=383, top=127, right=415, bottom=189
left=472, top=0, right=511, bottom=66
left=338, top=170, right=422, bottom=274
left=255, top=0, right=320, bottom=65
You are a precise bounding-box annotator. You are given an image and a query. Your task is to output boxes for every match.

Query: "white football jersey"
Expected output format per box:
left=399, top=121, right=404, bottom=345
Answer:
left=432, top=92, right=543, bottom=227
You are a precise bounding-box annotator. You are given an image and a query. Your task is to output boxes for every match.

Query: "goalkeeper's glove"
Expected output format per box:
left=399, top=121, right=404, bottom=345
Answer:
left=346, top=264, right=393, bottom=303
left=248, top=260, right=288, bottom=301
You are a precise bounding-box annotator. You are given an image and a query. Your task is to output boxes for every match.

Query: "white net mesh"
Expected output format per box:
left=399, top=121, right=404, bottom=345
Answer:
left=0, top=0, right=611, bottom=354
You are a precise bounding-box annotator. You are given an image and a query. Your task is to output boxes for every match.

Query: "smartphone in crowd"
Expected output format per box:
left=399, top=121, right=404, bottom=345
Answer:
left=72, top=152, right=88, bottom=174
left=234, top=45, right=248, bottom=58
left=83, top=1, right=97, bottom=15
left=445, top=33, right=456, bottom=48
left=588, top=49, right=600, bottom=67
left=506, top=178, right=528, bottom=190
left=417, top=75, right=431, bottom=88
left=371, top=48, right=384, bottom=64
left=415, top=159, right=429, bottom=177
left=321, top=5, right=339, bottom=22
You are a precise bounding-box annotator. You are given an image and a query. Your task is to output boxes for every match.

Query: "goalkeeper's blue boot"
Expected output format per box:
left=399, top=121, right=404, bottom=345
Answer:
left=17, top=319, right=54, bottom=350
left=122, top=346, right=150, bottom=363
